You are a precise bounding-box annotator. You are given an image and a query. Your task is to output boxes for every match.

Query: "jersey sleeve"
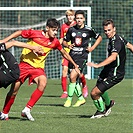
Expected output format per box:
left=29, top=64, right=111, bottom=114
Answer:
left=89, top=27, right=100, bottom=39
left=21, top=29, right=34, bottom=38
left=121, top=37, right=128, bottom=45
left=54, top=39, right=62, bottom=51
left=112, top=39, right=124, bottom=54
left=112, top=36, right=128, bottom=53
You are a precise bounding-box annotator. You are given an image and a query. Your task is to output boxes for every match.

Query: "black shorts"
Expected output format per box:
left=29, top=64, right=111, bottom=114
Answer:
left=69, top=59, right=87, bottom=72
left=96, top=72, right=124, bottom=93
left=0, top=64, right=20, bottom=88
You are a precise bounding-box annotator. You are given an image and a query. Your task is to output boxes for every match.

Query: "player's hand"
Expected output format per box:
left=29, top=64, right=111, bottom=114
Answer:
left=86, top=46, right=94, bottom=52
left=86, top=62, right=99, bottom=68
left=33, top=46, right=44, bottom=55
left=68, top=43, right=75, bottom=49
left=74, top=65, right=81, bottom=75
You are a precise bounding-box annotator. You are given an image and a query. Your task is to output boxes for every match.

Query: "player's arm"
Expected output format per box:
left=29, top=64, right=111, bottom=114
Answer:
left=62, top=40, right=74, bottom=49
left=62, top=28, right=75, bottom=49
left=60, top=48, right=80, bottom=74
left=86, top=35, right=102, bottom=52
left=88, top=35, right=102, bottom=52
left=126, top=42, right=133, bottom=53
left=0, top=30, right=22, bottom=43
left=5, top=41, right=44, bottom=54
left=87, top=52, right=118, bottom=68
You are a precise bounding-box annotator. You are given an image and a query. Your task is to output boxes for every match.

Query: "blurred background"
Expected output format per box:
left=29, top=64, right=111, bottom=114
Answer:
left=0, top=0, right=132, bottom=79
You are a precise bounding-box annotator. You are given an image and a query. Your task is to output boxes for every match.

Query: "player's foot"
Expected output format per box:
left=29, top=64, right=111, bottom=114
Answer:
left=64, top=99, right=71, bottom=107
left=105, top=100, right=115, bottom=116
left=0, top=112, right=9, bottom=120
left=82, top=85, right=88, bottom=98
left=73, top=99, right=86, bottom=107
left=90, top=110, right=106, bottom=119
left=21, top=107, right=34, bottom=121
left=60, top=92, right=68, bottom=98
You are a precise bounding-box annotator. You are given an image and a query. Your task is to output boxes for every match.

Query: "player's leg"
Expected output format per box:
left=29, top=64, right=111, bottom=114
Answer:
left=64, top=69, right=77, bottom=107
left=96, top=77, right=111, bottom=109
left=72, top=82, right=86, bottom=107
left=21, top=75, right=47, bottom=121
left=73, top=60, right=87, bottom=105
left=90, top=86, right=106, bottom=119
left=80, top=73, right=88, bottom=98
left=67, top=60, right=86, bottom=107
left=0, top=81, right=22, bottom=120
left=103, top=92, right=115, bottom=117
left=60, top=58, right=69, bottom=98
left=64, top=69, right=86, bottom=107
left=100, top=75, right=123, bottom=116
left=60, top=65, right=68, bottom=98
left=91, top=74, right=119, bottom=119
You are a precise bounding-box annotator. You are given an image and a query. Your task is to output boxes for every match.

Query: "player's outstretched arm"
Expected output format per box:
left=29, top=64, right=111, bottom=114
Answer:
left=87, top=52, right=118, bottom=68
left=0, top=30, right=22, bottom=43
left=5, top=40, right=44, bottom=54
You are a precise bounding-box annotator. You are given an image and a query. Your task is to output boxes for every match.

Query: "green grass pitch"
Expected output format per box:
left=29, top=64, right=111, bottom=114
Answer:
left=0, top=79, right=132, bottom=133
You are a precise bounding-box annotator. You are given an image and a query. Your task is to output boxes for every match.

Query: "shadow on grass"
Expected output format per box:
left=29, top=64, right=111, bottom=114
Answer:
left=78, top=115, right=92, bottom=118
left=8, top=116, right=21, bottom=120
left=8, top=114, right=92, bottom=121
left=36, top=103, right=63, bottom=107
left=20, top=118, right=31, bottom=121
left=8, top=116, right=32, bottom=121
left=53, top=114, right=92, bottom=118
left=42, top=95, right=60, bottom=98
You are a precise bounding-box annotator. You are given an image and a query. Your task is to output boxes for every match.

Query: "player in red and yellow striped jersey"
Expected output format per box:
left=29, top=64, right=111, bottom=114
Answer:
left=60, top=9, right=88, bottom=98
left=0, top=18, right=80, bottom=121
left=0, top=40, right=43, bottom=89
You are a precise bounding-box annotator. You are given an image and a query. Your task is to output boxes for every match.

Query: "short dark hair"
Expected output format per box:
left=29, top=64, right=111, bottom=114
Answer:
left=75, top=10, right=85, bottom=17
left=102, top=19, right=115, bottom=27
left=46, top=18, right=60, bottom=28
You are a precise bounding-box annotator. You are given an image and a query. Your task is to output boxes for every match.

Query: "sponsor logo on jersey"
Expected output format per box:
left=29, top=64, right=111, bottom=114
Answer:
left=72, top=32, right=76, bottom=37
left=82, top=33, right=87, bottom=37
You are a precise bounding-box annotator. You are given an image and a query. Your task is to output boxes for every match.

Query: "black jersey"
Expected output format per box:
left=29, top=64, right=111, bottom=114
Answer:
left=0, top=43, right=20, bottom=88
left=103, top=34, right=127, bottom=76
left=64, top=25, right=100, bottom=61
left=0, top=43, right=18, bottom=71
left=0, top=51, right=18, bottom=69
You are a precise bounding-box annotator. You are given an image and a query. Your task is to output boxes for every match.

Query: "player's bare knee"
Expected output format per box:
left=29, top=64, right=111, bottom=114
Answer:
left=90, top=90, right=96, bottom=99
left=62, top=71, right=67, bottom=77
left=37, top=82, right=46, bottom=91
left=7, top=89, right=18, bottom=96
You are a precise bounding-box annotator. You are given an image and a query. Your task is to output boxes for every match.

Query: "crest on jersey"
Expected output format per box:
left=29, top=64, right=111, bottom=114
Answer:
left=75, top=37, right=82, bottom=46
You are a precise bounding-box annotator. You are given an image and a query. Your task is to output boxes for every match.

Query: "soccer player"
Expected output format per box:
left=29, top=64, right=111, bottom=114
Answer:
left=0, top=41, right=43, bottom=89
left=0, top=18, right=80, bottom=121
left=87, top=19, right=133, bottom=118
left=63, top=10, right=102, bottom=107
left=60, top=9, right=88, bottom=98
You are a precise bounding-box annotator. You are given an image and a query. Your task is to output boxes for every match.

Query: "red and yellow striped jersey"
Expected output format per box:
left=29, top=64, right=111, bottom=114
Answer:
left=20, top=29, right=62, bottom=68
